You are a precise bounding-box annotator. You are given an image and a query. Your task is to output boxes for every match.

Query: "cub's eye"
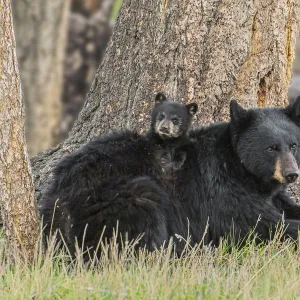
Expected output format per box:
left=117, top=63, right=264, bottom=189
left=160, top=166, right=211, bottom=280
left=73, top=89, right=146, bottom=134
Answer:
left=291, top=143, right=297, bottom=151
left=158, top=114, right=164, bottom=121
left=172, top=118, right=179, bottom=125
left=267, top=146, right=276, bottom=153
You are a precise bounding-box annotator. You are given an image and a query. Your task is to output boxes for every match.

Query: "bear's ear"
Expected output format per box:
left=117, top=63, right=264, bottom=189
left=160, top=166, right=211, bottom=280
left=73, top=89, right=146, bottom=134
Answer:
left=155, top=93, right=167, bottom=104
left=286, top=95, right=300, bottom=126
left=186, top=103, right=198, bottom=116
left=230, top=100, right=248, bottom=124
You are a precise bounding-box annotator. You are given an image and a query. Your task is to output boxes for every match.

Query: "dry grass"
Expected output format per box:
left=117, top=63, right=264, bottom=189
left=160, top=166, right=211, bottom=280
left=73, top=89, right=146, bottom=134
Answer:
left=0, top=227, right=300, bottom=299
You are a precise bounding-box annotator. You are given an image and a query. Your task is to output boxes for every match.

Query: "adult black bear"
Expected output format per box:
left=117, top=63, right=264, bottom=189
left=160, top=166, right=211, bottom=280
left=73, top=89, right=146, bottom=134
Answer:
left=170, top=99, right=300, bottom=247
left=40, top=131, right=170, bottom=254
left=39, top=97, right=300, bottom=256
left=40, top=93, right=197, bottom=255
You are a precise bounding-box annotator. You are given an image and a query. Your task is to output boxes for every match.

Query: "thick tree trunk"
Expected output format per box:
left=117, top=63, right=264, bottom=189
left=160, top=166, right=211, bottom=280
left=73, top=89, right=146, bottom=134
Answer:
left=32, top=0, right=300, bottom=202
left=12, top=0, right=70, bottom=155
left=0, top=0, right=39, bottom=261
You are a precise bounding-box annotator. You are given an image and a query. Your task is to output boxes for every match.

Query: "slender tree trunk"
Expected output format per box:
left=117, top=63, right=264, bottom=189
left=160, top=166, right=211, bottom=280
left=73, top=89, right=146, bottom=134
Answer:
left=72, top=0, right=106, bottom=15
left=293, top=38, right=300, bottom=74
left=61, top=0, right=114, bottom=139
left=289, top=39, right=300, bottom=101
left=0, top=0, right=39, bottom=261
left=32, top=0, right=300, bottom=201
left=12, top=0, right=70, bottom=155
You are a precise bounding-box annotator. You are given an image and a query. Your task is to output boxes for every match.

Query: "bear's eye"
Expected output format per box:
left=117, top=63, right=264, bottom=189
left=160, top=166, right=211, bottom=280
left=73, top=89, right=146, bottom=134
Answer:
left=158, top=114, right=164, bottom=121
left=291, top=143, right=297, bottom=151
left=172, top=118, right=179, bottom=125
left=267, top=146, right=276, bottom=153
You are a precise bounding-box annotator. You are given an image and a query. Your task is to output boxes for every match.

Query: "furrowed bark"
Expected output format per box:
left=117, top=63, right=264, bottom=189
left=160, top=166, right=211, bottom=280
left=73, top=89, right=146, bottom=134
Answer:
left=0, top=0, right=39, bottom=261
left=32, top=0, right=300, bottom=202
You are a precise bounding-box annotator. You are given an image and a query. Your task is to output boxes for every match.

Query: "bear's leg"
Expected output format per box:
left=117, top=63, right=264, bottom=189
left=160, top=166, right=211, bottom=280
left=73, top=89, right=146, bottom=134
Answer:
left=66, top=176, right=170, bottom=258
left=172, top=150, right=187, bottom=170
left=272, top=191, right=300, bottom=220
left=254, top=204, right=300, bottom=241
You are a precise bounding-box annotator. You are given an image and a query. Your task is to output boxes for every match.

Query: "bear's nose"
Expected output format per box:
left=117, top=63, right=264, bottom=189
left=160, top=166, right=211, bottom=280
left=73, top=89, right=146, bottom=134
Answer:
left=160, top=125, right=169, bottom=133
left=284, top=170, right=300, bottom=183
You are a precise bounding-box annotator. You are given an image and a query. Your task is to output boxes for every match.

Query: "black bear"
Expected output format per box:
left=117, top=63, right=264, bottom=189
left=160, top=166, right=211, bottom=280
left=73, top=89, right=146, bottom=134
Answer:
left=148, top=92, right=197, bottom=173
left=39, top=97, right=300, bottom=257
left=271, top=95, right=300, bottom=220
left=40, top=130, right=170, bottom=255
left=168, top=99, right=300, bottom=247
left=39, top=93, right=197, bottom=255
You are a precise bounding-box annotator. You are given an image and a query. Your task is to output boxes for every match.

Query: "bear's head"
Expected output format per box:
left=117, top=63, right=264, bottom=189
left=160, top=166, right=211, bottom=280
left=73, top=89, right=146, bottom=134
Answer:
left=151, top=93, right=198, bottom=140
left=230, top=97, right=300, bottom=185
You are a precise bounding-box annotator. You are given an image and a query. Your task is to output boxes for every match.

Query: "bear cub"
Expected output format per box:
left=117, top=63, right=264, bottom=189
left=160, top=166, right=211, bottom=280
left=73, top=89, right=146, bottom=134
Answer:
left=147, top=92, right=198, bottom=172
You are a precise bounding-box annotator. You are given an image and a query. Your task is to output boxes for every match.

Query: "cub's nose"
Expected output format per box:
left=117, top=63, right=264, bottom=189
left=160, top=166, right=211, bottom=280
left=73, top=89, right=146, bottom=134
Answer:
left=284, top=170, right=300, bottom=183
left=160, top=126, right=169, bottom=133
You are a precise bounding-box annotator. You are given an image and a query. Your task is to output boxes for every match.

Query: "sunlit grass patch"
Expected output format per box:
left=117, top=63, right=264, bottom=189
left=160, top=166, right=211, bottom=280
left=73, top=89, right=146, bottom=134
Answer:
left=0, top=227, right=299, bottom=298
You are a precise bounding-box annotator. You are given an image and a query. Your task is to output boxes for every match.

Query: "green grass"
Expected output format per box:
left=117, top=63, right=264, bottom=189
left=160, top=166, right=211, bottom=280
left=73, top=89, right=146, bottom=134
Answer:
left=0, top=229, right=300, bottom=299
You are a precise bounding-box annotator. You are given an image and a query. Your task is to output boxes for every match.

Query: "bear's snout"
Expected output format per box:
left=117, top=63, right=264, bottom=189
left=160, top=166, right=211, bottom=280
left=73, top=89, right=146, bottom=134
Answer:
left=273, top=153, right=299, bottom=184
left=282, top=168, right=299, bottom=183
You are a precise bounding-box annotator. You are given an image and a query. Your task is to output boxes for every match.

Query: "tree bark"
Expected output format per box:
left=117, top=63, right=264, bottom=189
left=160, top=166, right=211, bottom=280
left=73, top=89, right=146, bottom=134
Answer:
left=0, top=0, right=39, bottom=261
left=12, top=0, right=70, bottom=155
left=32, top=0, right=300, bottom=202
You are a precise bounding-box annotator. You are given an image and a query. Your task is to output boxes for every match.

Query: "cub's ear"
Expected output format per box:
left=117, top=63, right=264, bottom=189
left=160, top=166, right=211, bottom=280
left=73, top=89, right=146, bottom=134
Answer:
left=186, top=103, right=198, bottom=116
left=230, top=100, right=248, bottom=124
left=286, top=96, right=300, bottom=126
left=155, top=92, right=167, bottom=104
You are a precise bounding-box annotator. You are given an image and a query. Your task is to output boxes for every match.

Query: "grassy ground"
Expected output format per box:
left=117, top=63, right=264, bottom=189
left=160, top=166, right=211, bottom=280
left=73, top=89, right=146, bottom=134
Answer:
left=1, top=231, right=300, bottom=299
left=40, top=1, right=300, bottom=298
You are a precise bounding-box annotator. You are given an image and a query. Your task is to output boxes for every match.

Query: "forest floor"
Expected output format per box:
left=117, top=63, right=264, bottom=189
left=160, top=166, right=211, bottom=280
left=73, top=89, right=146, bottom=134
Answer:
left=1, top=231, right=300, bottom=299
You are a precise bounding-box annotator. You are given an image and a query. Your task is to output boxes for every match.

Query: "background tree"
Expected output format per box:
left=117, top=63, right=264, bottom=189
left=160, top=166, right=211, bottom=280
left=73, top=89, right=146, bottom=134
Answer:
left=0, top=0, right=39, bottom=261
left=289, top=39, right=300, bottom=101
left=12, top=0, right=70, bottom=155
left=33, top=0, right=300, bottom=201
left=61, top=0, right=114, bottom=139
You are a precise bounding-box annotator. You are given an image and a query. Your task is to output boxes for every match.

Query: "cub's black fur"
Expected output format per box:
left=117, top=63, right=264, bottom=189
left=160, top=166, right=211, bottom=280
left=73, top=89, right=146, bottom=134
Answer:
left=148, top=92, right=197, bottom=172
left=150, top=92, right=197, bottom=142
left=39, top=98, right=300, bottom=256
left=40, top=93, right=197, bottom=256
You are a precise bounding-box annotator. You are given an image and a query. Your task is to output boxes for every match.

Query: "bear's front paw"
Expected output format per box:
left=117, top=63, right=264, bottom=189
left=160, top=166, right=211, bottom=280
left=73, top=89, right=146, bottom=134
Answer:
left=172, top=151, right=187, bottom=170
left=159, top=150, right=172, bottom=165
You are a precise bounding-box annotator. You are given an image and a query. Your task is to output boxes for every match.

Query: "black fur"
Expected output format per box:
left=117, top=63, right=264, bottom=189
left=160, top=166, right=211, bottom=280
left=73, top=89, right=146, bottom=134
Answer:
left=40, top=131, right=171, bottom=255
left=39, top=98, right=300, bottom=256
left=148, top=93, right=197, bottom=172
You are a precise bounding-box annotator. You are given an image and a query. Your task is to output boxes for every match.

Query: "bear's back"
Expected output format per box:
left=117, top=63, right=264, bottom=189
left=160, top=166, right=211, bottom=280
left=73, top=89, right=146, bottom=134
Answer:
left=53, top=130, right=155, bottom=191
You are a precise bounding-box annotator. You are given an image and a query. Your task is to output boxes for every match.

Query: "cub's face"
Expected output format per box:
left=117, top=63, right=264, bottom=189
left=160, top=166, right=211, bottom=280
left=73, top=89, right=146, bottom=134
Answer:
left=230, top=99, right=300, bottom=184
left=152, top=93, right=197, bottom=140
left=154, top=104, right=187, bottom=139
